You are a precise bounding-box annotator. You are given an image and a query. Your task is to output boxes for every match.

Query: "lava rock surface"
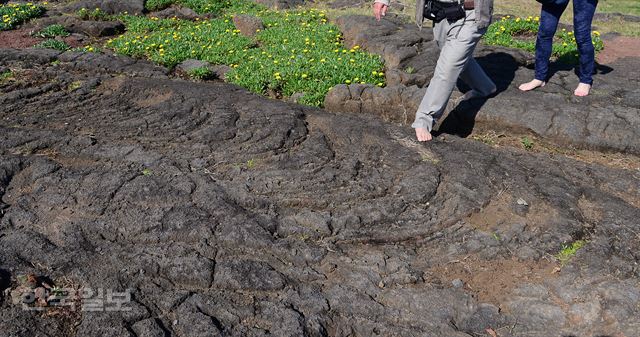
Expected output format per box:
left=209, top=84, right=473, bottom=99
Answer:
left=1, top=48, right=639, bottom=337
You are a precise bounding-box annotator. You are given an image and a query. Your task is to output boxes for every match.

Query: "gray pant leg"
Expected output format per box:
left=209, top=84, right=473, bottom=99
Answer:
left=412, top=12, right=486, bottom=132
left=459, top=58, right=496, bottom=96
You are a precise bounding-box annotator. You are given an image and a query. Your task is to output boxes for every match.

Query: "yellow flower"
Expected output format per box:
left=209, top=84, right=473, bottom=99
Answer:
left=301, top=73, right=308, bottom=79
left=535, top=16, right=540, bottom=21
left=593, top=31, right=600, bottom=36
left=345, top=80, right=351, bottom=84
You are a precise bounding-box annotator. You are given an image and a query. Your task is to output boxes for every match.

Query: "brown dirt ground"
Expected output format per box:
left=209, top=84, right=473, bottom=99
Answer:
left=0, top=26, right=85, bottom=49
left=597, top=35, right=640, bottom=64
left=431, top=255, right=559, bottom=307
left=0, top=27, right=41, bottom=48
left=469, top=129, right=640, bottom=172
left=465, top=192, right=559, bottom=232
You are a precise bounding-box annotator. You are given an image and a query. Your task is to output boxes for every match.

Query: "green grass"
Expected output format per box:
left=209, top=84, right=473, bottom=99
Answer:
left=187, top=66, right=214, bottom=80
left=493, top=0, right=640, bottom=37
left=107, top=1, right=385, bottom=107
left=33, top=24, right=70, bottom=38
left=35, top=39, right=70, bottom=51
left=484, top=15, right=604, bottom=63
left=0, top=3, right=46, bottom=31
left=146, top=0, right=237, bottom=14
left=77, top=7, right=111, bottom=21
left=556, top=240, right=586, bottom=265
left=596, top=0, right=640, bottom=16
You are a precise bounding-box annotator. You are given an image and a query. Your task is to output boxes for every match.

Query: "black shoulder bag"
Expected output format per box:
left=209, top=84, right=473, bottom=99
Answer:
left=424, top=0, right=465, bottom=23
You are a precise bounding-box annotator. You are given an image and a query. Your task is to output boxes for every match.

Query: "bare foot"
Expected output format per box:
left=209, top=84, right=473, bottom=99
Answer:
left=574, top=83, right=591, bottom=96
left=415, top=128, right=432, bottom=142
left=518, top=79, right=546, bottom=91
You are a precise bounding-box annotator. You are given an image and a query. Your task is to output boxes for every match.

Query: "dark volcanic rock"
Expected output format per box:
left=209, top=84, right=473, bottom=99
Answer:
left=232, top=14, right=264, bottom=37
left=175, top=59, right=214, bottom=77
left=37, top=16, right=125, bottom=37
left=333, top=15, right=640, bottom=154
left=0, top=45, right=639, bottom=337
left=152, top=6, right=203, bottom=21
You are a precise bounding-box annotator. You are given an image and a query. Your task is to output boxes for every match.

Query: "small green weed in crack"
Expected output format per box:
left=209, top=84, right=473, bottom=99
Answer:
left=492, top=232, right=501, bottom=242
left=521, top=136, right=534, bottom=150
left=68, top=81, right=82, bottom=91
left=404, top=66, right=415, bottom=74
left=0, top=70, right=13, bottom=83
left=33, top=24, right=70, bottom=38
left=556, top=240, right=586, bottom=265
left=142, top=168, right=153, bottom=176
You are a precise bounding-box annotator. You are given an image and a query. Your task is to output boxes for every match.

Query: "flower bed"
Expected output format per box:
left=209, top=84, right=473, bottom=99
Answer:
left=0, top=2, right=46, bottom=31
left=484, top=15, right=604, bottom=62
left=107, top=1, right=385, bottom=107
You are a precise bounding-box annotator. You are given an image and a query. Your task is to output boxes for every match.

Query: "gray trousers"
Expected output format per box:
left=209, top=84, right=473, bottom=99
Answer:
left=412, top=9, right=496, bottom=132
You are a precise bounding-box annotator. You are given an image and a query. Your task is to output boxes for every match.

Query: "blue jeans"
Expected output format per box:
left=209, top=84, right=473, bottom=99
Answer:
left=534, top=0, right=598, bottom=84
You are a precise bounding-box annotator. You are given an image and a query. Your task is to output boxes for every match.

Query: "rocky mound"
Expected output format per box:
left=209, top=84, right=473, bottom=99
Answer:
left=1, top=48, right=639, bottom=337
left=326, top=15, right=640, bottom=155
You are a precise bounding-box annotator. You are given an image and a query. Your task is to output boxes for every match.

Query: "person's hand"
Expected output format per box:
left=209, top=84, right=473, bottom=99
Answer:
left=415, top=128, right=432, bottom=142
left=373, top=2, right=388, bottom=21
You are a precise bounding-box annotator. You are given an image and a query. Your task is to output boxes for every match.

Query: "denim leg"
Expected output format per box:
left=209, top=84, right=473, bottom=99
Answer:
left=534, top=2, right=568, bottom=81
left=573, top=0, right=598, bottom=84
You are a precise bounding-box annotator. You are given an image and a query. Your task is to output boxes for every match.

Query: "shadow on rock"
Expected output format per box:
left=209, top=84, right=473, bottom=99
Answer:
left=523, top=57, right=615, bottom=82
left=435, top=52, right=518, bottom=138
left=0, top=268, right=10, bottom=294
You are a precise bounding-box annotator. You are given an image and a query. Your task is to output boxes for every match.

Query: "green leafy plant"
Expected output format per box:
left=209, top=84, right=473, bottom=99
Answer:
left=0, top=70, right=13, bottom=83
left=146, top=0, right=175, bottom=12
left=187, top=66, right=214, bottom=80
left=142, top=168, right=153, bottom=176
left=404, top=66, right=415, bottom=74
left=107, top=3, right=385, bottom=107
left=35, top=39, right=70, bottom=51
left=77, top=7, right=111, bottom=21
left=521, top=136, right=534, bottom=150
left=556, top=240, right=586, bottom=265
left=33, top=24, right=70, bottom=38
left=484, top=15, right=604, bottom=63
left=0, top=3, right=46, bottom=31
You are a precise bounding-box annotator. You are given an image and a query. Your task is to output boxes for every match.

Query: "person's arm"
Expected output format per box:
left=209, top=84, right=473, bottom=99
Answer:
left=373, top=0, right=389, bottom=21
